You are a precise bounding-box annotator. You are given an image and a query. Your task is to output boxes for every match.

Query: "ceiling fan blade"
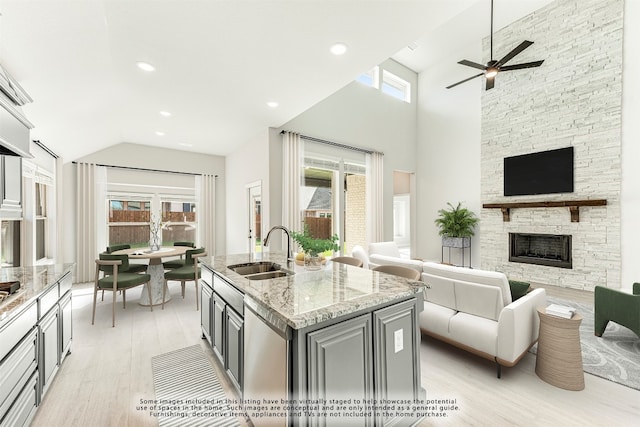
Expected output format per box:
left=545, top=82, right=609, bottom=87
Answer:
left=496, top=40, right=534, bottom=67
left=500, top=60, right=544, bottom=71
left=446, top=72, right=484, bottom=89
left=486, top=75, right=495, bottom=90
left=458, top=59, right=487, bottom=71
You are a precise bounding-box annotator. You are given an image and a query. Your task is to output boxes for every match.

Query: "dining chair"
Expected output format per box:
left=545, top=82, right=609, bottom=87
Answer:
left=162, top=241, right=197, bottom=270
left=92, top=253, right=152, bottom=327
left=106, top=244, right=148, bottom=273
left=372, top=264, right=422, bottom=281
left=162, top=247, right=206, bottom=310
left=331, top=256, right=364, bottom=268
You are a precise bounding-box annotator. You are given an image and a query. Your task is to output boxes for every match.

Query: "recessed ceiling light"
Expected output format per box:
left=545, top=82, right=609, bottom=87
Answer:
left=137, top=61, right=155, bottom=72
left=267, top=101, right=279, bottom=108
left=330, top=43, right=348, bottom=56
left=159, top=111, right=171, bottom=117
left=155, top=131, right=165, bottom=136
left=179, top=142, right=193, bottom=147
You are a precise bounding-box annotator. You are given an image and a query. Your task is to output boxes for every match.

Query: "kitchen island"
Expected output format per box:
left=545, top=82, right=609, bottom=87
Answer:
left=200, top=253, right=426, bottom=427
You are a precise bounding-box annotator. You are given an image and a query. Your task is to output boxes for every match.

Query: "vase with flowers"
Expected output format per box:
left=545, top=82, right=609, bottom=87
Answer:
left=291, top=225, right=340, bottom=270
left=149, top=213, right=164, bottom=251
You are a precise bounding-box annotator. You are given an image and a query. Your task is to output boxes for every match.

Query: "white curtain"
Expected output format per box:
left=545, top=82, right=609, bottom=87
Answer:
left=367, top=151, right=384, bottom=243
left=282, top=131, right=303, bottom=233
left=55, top=157, right=64, bottom=264
left=196, top=174, right=216, bottom=255
left=75, top=163, right=107, bottom=283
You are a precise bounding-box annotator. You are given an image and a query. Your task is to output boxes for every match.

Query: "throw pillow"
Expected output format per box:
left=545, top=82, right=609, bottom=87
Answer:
left=509, top=280, right=531, bottom=301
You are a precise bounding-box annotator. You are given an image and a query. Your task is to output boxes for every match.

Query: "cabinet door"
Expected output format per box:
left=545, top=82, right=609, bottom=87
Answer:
left=201, top=282, right=213, bottom=345
left=307, top=314, right=373, bottom=427
left=0, top=155, right=22, bottom=212
left=225, top=307, right=243, bottom=394
left=39, top=307, right=59, bottom=397
left=373, top=299, right=420, bottom=425
left=212, top=293, right=226, bottom=364
left=59, top=291, right=72, bottom=363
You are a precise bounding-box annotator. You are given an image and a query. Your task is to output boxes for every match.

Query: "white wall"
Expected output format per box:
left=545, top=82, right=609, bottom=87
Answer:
left=225, top=129, right=271, bottom=254
left=275, top=59, right=418, bottom=243
left=621, top=0, right=640, bottom=290
left=416, top=40, right=482, bottom=266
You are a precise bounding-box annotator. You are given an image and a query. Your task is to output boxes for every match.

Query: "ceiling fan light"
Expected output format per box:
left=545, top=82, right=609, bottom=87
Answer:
left=486, top=68, right=499, bottom=78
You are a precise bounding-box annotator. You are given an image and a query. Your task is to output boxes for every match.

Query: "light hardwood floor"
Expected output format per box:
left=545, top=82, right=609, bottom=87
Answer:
left=31, top=282, right=639, bottom=427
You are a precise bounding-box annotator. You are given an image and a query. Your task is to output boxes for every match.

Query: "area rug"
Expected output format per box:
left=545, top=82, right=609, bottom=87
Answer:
left=531, top=297, right=640, bottom=391
left=151, top=345, right=240, bottom=427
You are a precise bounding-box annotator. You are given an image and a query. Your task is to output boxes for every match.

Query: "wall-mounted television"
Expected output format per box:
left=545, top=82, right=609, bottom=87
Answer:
left=504, top=147, right=574, bottom=196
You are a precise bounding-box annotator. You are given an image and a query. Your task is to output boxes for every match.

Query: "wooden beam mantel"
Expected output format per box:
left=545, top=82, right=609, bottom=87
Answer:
left=482, top=199, right=607, bottom=222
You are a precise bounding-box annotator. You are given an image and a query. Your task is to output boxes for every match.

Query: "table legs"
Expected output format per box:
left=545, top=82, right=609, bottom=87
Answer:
left=139, top=261, right=171, bottom=306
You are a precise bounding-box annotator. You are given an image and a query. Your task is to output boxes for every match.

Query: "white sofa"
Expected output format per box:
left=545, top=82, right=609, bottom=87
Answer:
left=352, top=242, right=424, bottom=271
left=419, top=262, right=547, bottom=377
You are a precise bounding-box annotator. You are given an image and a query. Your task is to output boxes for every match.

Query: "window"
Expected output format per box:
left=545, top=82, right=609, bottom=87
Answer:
left=108, top=198, right=151, bottom=247
left=161, top=200, right=196, bottom=245
left=382, top=70, right=411, bottom=102
left=35, top=183, right=48, bottom=260
left=356, top=66, right=379, bottom=88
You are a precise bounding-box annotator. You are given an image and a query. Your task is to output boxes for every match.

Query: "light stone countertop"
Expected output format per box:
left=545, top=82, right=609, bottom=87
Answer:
left=0, top=263, right=75, bottom=323
left=201, top=252, right=425, bottom=332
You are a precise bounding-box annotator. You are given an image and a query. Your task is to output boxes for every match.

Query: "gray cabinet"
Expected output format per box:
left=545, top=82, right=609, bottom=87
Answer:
left=307, top=314, right=373, bottom=427
left=0, top=155, right=22, bottom=215
left=212, top=292, right=226, bottom=364
left=372, top=300, right=421, bottom=426
left=39, top=307, right=59, bottom=397
left=225, top=307, right=243, bottom=392
left=200, top=280, right=213, bottom=345
left=59, top=291, right=73, bottom=364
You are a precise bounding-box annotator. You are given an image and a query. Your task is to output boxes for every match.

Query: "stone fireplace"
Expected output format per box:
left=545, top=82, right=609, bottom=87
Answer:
left=509, top=233, right=572, bottom=269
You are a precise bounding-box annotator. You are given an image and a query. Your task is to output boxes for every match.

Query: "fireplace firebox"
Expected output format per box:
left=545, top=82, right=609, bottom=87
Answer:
left=509, top=233, right=572, bottom=269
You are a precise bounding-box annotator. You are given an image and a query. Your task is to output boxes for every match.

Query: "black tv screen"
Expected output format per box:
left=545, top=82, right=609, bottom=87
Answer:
left=504, top=147, right=574, bottom=196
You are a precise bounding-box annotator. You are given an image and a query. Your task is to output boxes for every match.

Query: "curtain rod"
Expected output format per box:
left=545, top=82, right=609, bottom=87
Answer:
left=72, top=161, right=218, bottom=178
left=280, top=130, right=382, bottom=155
left=32, top=140, right=59, bottom=159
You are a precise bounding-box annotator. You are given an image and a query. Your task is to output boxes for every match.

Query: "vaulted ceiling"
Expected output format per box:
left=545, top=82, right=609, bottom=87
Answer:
left=0, top=0, right=551, bottom=161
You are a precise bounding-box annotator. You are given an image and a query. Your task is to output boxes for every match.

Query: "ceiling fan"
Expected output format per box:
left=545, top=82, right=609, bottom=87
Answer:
left=447, top=0, right=544, bottom=90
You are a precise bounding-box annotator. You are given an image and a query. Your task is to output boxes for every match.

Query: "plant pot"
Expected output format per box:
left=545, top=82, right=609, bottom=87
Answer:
left=304, top=254, right=323, bottom=271
left=442, top=236, right=470, bottom=248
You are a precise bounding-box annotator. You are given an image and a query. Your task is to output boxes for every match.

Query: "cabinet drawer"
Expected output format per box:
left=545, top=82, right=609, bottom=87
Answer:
left=0, top=371, right=37, bottom=427
left=58, top=272, right=72, bottom=296
left=201, top=266, right=213, bottom=286
left=38, top=283, right=59, bottom=318
left=0, top=329, right=37, bottom=418
left=0, top=302, right=37, bottom=362
left=213, top=274, right=244, bottom=315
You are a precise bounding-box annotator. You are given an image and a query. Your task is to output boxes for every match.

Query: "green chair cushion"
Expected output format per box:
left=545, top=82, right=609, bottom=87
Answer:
left=106, top=244, right=131, bottom=253
left=174, top=241, right=196, bottom=248
left=99, top=253, right=130, bottom=274
left=508, top=280, right=531, bottom=301
left=165, top=265, right=199, bottom=280
left=184, top=247, right=206, bottom=265
left=98, top=273, right=151, bottom=290
left=126, top=263, right=148, bottom=274
left=163, top=259, right=186, bottom=270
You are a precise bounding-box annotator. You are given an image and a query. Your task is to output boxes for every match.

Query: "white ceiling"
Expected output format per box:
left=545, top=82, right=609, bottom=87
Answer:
left=0, top=0, right=551, bottom=161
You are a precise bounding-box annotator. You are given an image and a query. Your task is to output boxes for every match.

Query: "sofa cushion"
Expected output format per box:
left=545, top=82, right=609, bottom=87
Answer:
left=420, top=302, right=457, bottom=337
left=351, top=245, right=369, bottom=269
left=369, top=242, right=401, bottom=258
left=449, top=312, right=499, bottom=356
left=423, top=262, right=512, bottom=306
left=421, top=273, right=457, bottom=309
left=454, top=280, right=504, bottom=321
left=368, top=254, right=423, bottom=272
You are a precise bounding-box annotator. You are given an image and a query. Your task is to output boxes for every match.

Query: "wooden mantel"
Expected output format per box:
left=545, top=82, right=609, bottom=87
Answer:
left=482, top=199, right=607, bottom=222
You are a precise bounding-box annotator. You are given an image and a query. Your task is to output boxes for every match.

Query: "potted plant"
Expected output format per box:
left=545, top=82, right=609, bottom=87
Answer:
left=434, top=202, right=479, bottom=248
left=291, top=225, right=339, bottom=270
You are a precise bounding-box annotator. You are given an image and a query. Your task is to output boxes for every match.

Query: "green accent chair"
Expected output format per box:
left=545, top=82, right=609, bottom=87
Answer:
left=594, top=283, right=640, bottom=338
left=162, top=247, right=206, bottom=310
left=92, top=253, right=152, bottom=327
left=106, top=244, right=147, bottom=273
left=162, top=241, right=196, bottom=270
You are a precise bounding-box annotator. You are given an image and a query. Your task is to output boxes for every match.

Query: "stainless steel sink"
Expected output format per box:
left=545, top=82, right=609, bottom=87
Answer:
left=246, top=270, right=293, bottom=280
left=227, top=261, right=282, bottom=275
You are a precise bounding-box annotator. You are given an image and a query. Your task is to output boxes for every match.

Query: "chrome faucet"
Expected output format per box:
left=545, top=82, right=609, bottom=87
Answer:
left=263, top=225, right=293, bottom=266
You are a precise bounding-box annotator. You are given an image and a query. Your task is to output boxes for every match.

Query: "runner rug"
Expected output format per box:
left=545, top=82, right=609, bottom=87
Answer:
left=151, top=345, right=240, bottom=427
left=531, top=296, right=640, bottom=391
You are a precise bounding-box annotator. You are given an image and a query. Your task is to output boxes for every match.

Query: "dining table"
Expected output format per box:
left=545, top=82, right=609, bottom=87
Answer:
left=112, top=246, right=190, bottom=306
